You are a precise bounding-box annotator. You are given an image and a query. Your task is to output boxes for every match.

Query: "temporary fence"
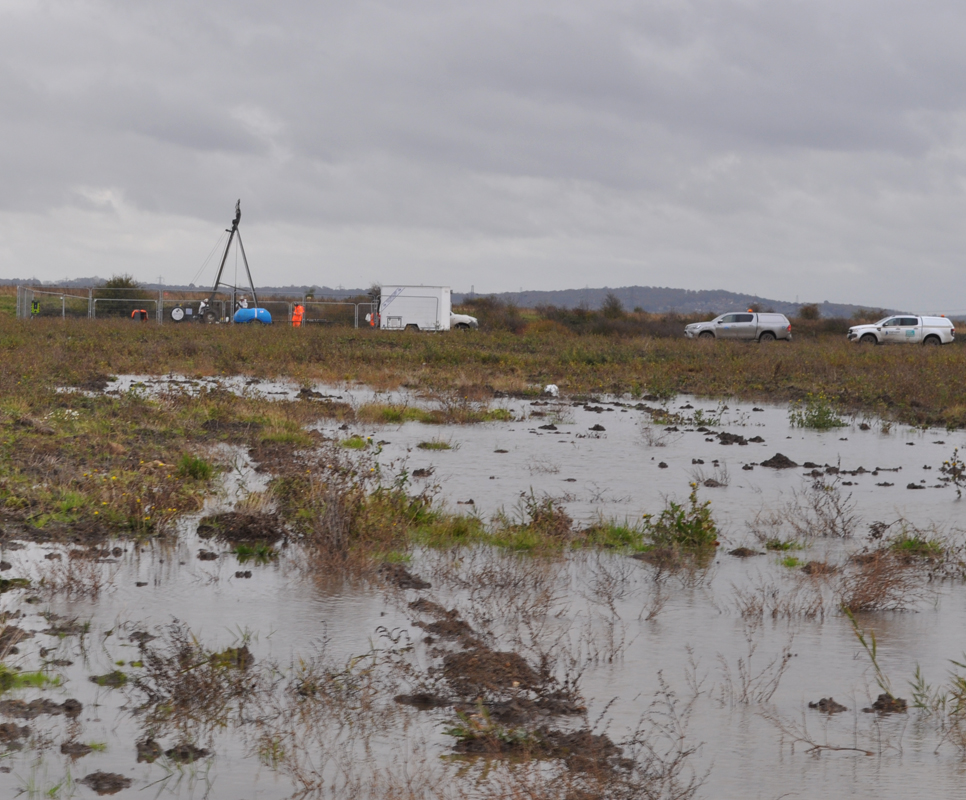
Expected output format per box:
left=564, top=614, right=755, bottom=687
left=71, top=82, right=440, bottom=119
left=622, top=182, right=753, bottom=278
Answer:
left=16, top=286, right=376, bottom=328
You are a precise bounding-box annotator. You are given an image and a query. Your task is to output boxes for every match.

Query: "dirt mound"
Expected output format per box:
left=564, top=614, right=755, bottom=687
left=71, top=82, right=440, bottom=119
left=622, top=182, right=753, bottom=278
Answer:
left=197, top=512, right=284, bottom=544
left=454, top=726, right=627, bottom=771
left=443, top=648, right=540, bottom=696
left=809, top=697, right=847, bottom=713
left=394, top=692, right=451, bottom=709
left=79, top=772, right=132, bottom=795
left=136, top=738, right=163, bottom=763
left=414, top=614, right=478, bottom=645
left=61, top=741, right=93, bottom=757
left=378, top=563, right=431, bottom=590
left=800, top=561, right=837, bottom=575
left=0, top=698, right=81, bottom=719
left=0, top=722, right=29, bottom=747
left=717, top=432, right=748, bottom=446
left=863, top=694, right=907, bottom=714
left=165, top=742, right=210, bottom=762
left=0, top=625, right=32, bottom=651
left=728, top=547, right=762, bottom=558
left=761, top=453, right=798, bottom=469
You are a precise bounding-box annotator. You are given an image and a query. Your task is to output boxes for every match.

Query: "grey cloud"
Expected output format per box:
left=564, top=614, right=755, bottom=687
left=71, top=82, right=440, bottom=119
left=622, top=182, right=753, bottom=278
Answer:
left=3, top=0, right=966, bottom=309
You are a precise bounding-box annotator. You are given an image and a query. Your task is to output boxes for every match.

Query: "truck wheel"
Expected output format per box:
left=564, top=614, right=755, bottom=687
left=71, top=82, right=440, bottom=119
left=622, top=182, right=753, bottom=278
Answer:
left=698, top=331, right=714, bottom=340
left=169, top=306, right=185, bottom=323
left=454, top=323, right=469, bottom=330
left=203, top=309, right=218, bottom=324
left=923, top=335, right=941, bottom=346
left=405, top=324, right=419, bottom=332
left=759, top=331, right=776, bottom=342
left=860, top=333, right=877, bottom=345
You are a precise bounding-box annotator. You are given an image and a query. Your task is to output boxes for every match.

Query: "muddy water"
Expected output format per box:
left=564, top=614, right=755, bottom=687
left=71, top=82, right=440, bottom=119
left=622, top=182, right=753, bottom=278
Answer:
left=6, top=379, right=966, bottom=799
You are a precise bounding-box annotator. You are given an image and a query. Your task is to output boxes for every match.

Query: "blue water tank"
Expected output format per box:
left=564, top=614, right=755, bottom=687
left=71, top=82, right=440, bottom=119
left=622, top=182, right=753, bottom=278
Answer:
left=233, top=308, right=272, bottom=324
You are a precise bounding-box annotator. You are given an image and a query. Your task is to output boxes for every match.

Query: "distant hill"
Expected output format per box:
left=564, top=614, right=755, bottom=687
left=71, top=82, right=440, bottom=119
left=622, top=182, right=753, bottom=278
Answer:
left=3, top=278, right=892, bottom=318
left=454, top=286, right=889, bottom=319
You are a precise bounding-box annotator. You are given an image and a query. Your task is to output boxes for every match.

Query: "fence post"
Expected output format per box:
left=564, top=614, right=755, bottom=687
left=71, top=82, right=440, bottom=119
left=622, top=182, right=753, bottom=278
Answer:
left=88, top=288, right=93, bottom=319
left=61, top=296, right=65, bottom=320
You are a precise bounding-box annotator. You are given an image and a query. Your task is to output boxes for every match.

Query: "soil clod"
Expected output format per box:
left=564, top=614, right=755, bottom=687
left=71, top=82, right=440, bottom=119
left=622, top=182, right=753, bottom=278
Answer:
left=809, top=697, right=847, bottom=713
left=165, top=742, right=210, bottom=762
left=380, top=563, right=431, bottom=590
left=863, top=694, right=907, bottom=714
left=197, top=512, right=284, bottom=544
left=761, top=453, right=799, bottom=469
left=79, top=771, right=132, bottom=795
left=136, top=738, right=163, bottom=762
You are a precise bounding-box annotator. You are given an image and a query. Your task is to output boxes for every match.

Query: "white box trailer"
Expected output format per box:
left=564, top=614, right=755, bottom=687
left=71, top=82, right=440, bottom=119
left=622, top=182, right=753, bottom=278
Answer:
left=379, top=286, right=452, bottom=331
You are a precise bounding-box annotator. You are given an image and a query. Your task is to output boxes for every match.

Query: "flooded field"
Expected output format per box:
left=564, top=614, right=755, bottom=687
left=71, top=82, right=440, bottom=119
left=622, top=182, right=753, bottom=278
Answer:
left=2, top=377, right=966, bottom=798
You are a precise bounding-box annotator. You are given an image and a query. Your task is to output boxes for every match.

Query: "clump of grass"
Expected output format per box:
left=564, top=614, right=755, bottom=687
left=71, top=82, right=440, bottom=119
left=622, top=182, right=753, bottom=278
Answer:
left=0, top=578, right=30, bottom=593
left=417, top=439, right=454, bottom=451
left=176, top=454, right=214, bottom=481
left=491, top=492, right=574, bottom=550
left=234, top=542, right=279, bottom=564
left=444, top=703, right=538, bottom=749
left=641, top=484, right=718, bottom=551
left=581, top=520, right=646, bottom=550
left=89, top=670, right=128, bottom=688
left=413, top=515, right=485, bottom=547
left=789, top=392, right=847, bottom=429
left=340, top=435, right=371, bottom=449
left=889, top=532, right=944, bottom=560
left=358, top=404, right=433, bottom=425
left=764, top=538, right=803, bottom=551
left=780, top=556, right=803, bottom=568
left=0, top=665, right=58, bottom=692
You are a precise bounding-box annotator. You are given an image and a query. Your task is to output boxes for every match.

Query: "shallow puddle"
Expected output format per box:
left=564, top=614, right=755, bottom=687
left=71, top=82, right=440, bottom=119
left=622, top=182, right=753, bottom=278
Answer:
left=4, top=379, right=965, bottom=798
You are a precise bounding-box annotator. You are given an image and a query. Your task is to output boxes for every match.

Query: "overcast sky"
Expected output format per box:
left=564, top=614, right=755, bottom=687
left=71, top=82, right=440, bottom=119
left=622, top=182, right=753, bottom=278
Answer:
left=3, top=0, right=966, bottom=310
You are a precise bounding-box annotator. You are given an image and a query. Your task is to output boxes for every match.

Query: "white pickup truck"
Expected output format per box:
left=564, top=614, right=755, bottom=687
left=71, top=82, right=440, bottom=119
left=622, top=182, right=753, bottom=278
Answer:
left=847, top=315, right=955, bottom=346
left=684, top=312, right=792, bottom=342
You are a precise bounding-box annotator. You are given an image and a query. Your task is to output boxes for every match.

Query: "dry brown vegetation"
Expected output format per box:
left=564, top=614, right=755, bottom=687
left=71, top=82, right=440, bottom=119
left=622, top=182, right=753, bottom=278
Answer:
left=2, top=314, right=966, bottom=427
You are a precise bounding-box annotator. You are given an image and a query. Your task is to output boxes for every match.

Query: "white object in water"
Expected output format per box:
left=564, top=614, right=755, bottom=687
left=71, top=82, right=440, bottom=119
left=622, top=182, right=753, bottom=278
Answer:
left=544, top=384, right=559, bottom=397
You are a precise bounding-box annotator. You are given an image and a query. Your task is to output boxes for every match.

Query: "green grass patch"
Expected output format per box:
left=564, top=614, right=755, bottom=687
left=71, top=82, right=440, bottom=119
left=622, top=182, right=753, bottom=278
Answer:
left=176, top=454, right=215, bottom=481
left=580, top=521, right=646, bottom=550
left=89, top=670, right=127, bottom=688
left=234, top=541, right=279, bottom=564
left=0, top=665, right=59, bottom=692
left=764, top=538, right=804, bottom=551
left=789, top=391, right=847, bottom=430
left=780, top=556, right=803, bottom=568
left=889, top=532, right=944, bottom=559
left=417, top=439, right=454, bottom=451
left=340, top=435, right=371, bottom=449
left=413, top=514, right=486, bottom=547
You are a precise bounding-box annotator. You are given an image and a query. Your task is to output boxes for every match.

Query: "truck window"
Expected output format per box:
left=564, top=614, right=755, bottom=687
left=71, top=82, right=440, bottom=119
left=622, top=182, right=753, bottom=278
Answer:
left=899, top=317, right=919, bottom=326
left=736, top=314, right=754, bottom=323
left=882, top=318, right=899, bottom=326
left=719, top=314, right=738, bottom=323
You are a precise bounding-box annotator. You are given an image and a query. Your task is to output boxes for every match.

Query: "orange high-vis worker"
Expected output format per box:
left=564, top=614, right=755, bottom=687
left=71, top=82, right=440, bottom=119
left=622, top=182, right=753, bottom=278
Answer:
left=292, top=304, right=305, bottom=327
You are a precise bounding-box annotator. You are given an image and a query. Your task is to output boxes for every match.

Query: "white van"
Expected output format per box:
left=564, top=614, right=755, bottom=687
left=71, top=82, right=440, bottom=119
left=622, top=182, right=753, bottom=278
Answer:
left=847, top=315, right=955, bottom=345
left=377, top=286, right=478, bottom=331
